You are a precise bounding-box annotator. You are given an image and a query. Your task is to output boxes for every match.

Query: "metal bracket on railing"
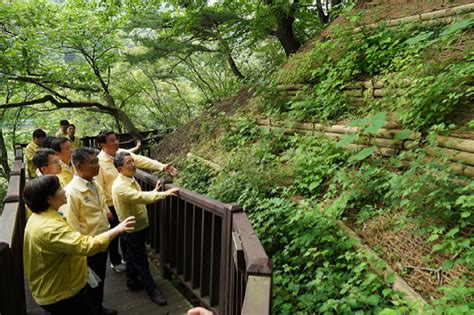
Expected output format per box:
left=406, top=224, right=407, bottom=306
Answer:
left=232, top=232, right=245, bottom=272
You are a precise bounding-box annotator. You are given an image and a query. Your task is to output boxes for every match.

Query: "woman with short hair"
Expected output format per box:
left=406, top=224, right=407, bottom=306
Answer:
left=23, top=175, right=135, bottom=315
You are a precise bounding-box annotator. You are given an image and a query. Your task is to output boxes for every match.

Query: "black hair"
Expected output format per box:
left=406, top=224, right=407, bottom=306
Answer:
left=60, top=120, right=69, bottom=126
left=72, top=147, right=99, bottom=166
left=32, top=129, right=46, bottom=139
left=114, top=151, right=131, bottom=169
left=96, top=130, right=115, bottom=145
left=50, top=137, right=71, bottom=153
left=23, top=175, right=61, bottom=213
left=67, top=124, right=76, bottom=129
left=32, top=149, right=57, bottom=169
left=42, top=136, right=56, bottom=149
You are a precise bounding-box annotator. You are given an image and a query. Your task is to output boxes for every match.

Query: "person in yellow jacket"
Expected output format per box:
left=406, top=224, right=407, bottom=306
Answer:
left=24, top=129, right=46, bottom=179
left=32, top=149, right=62, bottom=177
left=26, top=148, right=63, bottom=219
left=55, top=119, right=69, bottom=137
left=64, top=147, right=117, bottom=315
left=112, top=151, right=178, bottom=305
left=23, top=175, right=135, bottom=315
left=95, top=130, right=177, bottom=273
left=66, top=123, right=82, bottom=149
left=51, top=137, right=75, bottom=187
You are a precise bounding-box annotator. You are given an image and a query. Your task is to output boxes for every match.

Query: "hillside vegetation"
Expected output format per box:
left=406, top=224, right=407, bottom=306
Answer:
left=154, top=1, right=474, bottom=314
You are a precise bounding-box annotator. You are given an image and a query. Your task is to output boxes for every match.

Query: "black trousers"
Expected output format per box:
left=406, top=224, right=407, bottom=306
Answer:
left=122, top=228, right=157, bottom=294
left=41, top=286, right=95, bottom=315
left=87, top=249, right=108, bottom=312
left=108, top=206, right=127, bottom=266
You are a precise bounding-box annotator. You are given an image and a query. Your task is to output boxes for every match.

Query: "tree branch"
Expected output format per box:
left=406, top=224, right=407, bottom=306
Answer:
left=0, top=95, right=118, bottom=114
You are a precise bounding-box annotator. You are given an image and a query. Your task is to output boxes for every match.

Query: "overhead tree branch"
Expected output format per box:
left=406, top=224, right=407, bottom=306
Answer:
left=0, top=95, right=118, bottom=114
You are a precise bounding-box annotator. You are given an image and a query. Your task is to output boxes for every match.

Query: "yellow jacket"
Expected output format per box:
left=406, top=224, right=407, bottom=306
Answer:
left=55, top=129, right=66, bottom=137
left=65, top=176, right=111, bottom=236
left=24, top=141, right=39, bottom=178
left=112, top=174, right=166, bottom=232
left=67, top=135, right=81, bottom=149
left=24, top=208, right=109, bottom=305
left=57, top=159, right=76, bottom=187
left=96, top=149, right=165, bottom=207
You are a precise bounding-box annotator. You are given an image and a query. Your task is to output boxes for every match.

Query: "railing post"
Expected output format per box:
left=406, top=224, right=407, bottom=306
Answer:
left=220, top=204, right=243, bottom=315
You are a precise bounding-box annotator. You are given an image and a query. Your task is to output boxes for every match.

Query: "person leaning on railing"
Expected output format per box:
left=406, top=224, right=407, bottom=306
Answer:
left=23, top=175, right=136, bottom=315
left=112, top=151, right=179, bottom=306
left=95, top=130, right=177, bottom=274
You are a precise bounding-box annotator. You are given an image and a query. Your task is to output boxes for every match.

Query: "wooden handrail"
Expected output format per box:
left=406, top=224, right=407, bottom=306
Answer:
left=0, top=145, right=27, bottom=315
left=134, top=170, right=272, bottom=314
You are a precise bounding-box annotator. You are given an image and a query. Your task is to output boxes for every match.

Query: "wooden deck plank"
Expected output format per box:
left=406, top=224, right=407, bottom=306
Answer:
left=26, top=258, right=191, bottom=314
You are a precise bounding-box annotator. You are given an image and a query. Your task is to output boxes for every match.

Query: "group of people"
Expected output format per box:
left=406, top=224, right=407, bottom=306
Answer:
left=22, top=120, right=209, bottom=315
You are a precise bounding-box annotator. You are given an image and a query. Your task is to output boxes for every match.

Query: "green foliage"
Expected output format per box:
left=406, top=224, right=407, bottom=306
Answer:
left=174, top=158, right=217, bottom=195
left=219, top=116, right=260, bottom=149
left=209, top=133, right=291, bottom=204
left=263, top=200, right=404, bottom=314
left=393, top=60, right=474, bottom=130
left=432, top=281, right=474, bottom=314
left=360, top=27, right=406, bottom=75
left=290, top=136, right=348, bottom=198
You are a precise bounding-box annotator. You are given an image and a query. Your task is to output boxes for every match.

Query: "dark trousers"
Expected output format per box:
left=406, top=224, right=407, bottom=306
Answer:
left=87, top=249, right=108, bottom=312
left=41, top=286, right=95, bottom=315
left=108, top=206, right=127, bottom=266
left=122, top=228, right=157, bottom=294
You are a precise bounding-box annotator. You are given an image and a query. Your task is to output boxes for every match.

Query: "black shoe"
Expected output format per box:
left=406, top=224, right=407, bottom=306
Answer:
left=149, top=288, right=167, bottom=306
left=110, top=263, right=126, bottom=273
left=126, top=282, right=144, bottom=292
left=101, top=307, right=118, bottom=315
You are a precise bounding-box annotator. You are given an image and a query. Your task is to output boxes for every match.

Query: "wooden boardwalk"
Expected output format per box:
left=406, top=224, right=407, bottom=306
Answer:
left=26, top=259, right=192, bottom=315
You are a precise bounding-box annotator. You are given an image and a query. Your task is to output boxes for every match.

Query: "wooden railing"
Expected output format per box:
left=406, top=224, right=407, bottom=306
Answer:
left=0, top=145, right=26, bottom=315
left=135, top=170, right=272, bottom=314
left=0, top=135, right=272, bottom=315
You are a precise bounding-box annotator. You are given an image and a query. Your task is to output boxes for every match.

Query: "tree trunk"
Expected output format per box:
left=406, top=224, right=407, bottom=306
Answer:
left=115, top=109, right=138, bottom=136
left=264, top=0, right=302, bottom=57
left=114, top=115, right=123, bottom=134
left=227, top=52, right=245, bottom=80
left=275, top=14, right=301, bottom=57
left=0, top=129, right=11, bottom=179
left=102, top=91, right=138, bottom=135
left=316, top=0, right=330, bottom=24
